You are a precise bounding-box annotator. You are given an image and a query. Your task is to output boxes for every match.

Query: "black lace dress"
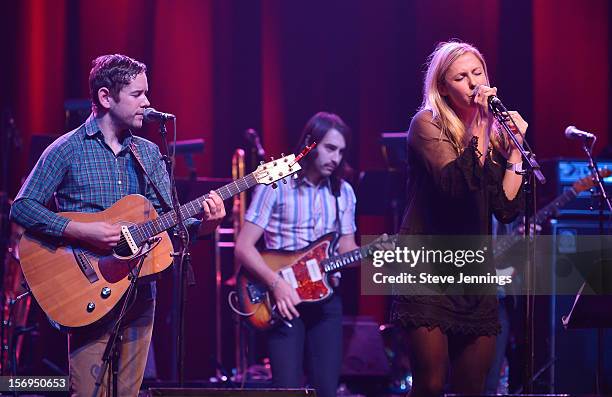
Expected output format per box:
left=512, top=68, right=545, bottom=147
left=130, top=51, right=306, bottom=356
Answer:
left=391, top=110, right=523, bottom=336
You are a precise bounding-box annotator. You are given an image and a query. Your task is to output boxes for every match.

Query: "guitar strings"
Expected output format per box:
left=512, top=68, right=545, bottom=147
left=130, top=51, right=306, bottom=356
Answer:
left=112, top=184, right=238, bottom=253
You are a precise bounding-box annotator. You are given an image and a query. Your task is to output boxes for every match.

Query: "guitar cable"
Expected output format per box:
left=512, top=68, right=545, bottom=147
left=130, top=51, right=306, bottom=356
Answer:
left=227, top=291, right=257, bottom=317
left=227, top=291, right=292, bottom=327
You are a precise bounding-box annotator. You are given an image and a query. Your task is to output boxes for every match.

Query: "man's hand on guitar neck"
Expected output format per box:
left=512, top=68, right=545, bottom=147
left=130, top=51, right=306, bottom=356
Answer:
left=198, top=190, right=226, bottom=236
left=271, top=276, right=302, bottom=320
left=64, top=221, right=122, bottom=251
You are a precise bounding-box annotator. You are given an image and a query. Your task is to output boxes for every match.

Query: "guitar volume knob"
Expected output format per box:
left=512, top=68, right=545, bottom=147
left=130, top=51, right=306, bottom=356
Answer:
left=86, top=302, right=96, bottom=313
left=101, top=287, right=111, bottom=299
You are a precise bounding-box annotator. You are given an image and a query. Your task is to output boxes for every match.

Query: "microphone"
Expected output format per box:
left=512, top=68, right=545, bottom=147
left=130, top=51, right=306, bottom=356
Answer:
left=143, top=107, right=175, bottom=122
left=244, top=128, right=266, bottom=158
left=487, top=95, right=507, bottom=113
left=565, top=125, right=596, bottom=140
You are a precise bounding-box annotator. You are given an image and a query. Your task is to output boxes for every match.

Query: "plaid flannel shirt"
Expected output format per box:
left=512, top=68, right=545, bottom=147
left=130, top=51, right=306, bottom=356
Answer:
left=11, top=113, right=199, bottom=237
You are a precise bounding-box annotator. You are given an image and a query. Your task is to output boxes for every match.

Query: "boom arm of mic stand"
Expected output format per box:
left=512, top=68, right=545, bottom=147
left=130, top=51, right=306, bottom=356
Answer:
left=581, top=142, right=612, bottom=212
left=491, top=109, right=546, bottom=184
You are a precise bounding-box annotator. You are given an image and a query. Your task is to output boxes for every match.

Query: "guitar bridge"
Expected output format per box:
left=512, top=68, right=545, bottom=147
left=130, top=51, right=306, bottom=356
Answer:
left=72, top=248, right=99, bottom=284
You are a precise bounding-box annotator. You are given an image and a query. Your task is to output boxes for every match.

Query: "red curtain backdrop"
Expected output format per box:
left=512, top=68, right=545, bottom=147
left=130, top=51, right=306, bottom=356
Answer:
left=533, top=0, right=609, bottom=159
left=8, top=0, right=609, bottom=185
left=15, top=0, right=67, bottom=179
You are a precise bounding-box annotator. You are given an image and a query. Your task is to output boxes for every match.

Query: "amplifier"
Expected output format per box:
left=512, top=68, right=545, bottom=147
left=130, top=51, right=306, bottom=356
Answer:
left=540, top=158, right=612, bottom=216
left=543, top=219, right=612, bottom=393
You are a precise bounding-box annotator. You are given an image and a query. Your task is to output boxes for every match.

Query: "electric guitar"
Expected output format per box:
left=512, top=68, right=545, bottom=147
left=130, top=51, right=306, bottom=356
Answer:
left=18, top=152, right=308, bottom=329
left=236, top=232, right=394, bottom=330
left=495, top=169, right=611, bottom=263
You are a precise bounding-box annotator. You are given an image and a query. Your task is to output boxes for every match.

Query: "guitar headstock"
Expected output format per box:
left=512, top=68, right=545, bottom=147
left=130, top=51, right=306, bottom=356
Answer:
left=253, top=144, right=317, bottom=188
left=572, top=168, right=612, bottom=194
left=253, top=153, right=302, bottom=186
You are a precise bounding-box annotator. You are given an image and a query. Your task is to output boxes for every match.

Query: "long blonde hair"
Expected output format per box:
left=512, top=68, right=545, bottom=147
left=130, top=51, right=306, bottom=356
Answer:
left=421, top=40, right=506, bottom=154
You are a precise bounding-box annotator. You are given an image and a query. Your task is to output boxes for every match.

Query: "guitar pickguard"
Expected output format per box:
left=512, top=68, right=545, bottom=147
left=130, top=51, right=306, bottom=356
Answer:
left=97, top=255, right=140, bottom=283
left=99, top=237, right=162, bottom=283
left=284, top=242, right=333, bottom=301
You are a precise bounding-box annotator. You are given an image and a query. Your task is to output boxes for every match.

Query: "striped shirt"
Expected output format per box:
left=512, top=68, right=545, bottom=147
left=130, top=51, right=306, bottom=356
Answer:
left=245, top=176, right=356, bottom=251
left=10, top=113, right=197, bottom=237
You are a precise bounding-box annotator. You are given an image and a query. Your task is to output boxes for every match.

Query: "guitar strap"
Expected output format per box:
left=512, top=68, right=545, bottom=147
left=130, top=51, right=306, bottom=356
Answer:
left=335, top=194, right=341, bottom=234
left=332, top=189, right=342, bottom=273
left=129, top=141, right=173, bottom=212
left=332, top=176, right=344, bottom=234
left=131, top=142, right=198, bottom=287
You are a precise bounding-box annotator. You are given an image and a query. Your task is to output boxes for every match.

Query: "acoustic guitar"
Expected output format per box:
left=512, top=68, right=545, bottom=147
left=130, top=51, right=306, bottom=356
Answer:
left=18, top=152, right=306, bottom=329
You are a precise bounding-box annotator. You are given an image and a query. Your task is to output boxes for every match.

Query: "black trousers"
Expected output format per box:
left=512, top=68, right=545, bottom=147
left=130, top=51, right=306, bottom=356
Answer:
left=267, top=293, right=343, bottom=397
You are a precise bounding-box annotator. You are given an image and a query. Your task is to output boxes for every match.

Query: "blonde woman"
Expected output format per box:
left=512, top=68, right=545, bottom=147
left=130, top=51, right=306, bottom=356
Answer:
left=392, top=41, right=527, bottom=395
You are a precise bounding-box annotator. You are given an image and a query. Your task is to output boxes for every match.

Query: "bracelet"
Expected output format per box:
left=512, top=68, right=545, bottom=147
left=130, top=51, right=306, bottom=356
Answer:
left=270, top=274, right=282, bottom=290
left=506, top=161, right=523, bottom=173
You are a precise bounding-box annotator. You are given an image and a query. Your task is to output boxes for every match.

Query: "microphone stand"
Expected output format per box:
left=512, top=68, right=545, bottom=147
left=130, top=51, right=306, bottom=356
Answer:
left=244, top=128, right=266, bottom=170
left=93, top=253, right=148, bottom=397
left=156, top=118, right=195, bottom=387
left=580, top=136, right=610, bottom=394
left=490, top=102, right=546, bottom=393
left=581, top=137, right=612, bottom=213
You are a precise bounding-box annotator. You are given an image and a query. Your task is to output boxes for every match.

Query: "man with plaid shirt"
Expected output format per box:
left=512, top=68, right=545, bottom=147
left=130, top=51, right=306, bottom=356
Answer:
left=11, top=54, right=225, bottom=396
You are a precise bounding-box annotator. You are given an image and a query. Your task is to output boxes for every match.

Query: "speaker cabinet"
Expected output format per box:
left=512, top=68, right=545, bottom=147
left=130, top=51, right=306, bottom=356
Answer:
left=545, top=219, right=612, bottom=393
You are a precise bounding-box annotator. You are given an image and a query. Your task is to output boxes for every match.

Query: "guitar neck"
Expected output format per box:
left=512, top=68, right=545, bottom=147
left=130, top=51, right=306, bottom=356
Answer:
left=495, top=187, right=577, bottom=258
left=132, top=173, right=259, bottom=245
left=532, top=187, right=577, bottom=225
left=322, top=244, right=374, bottom=273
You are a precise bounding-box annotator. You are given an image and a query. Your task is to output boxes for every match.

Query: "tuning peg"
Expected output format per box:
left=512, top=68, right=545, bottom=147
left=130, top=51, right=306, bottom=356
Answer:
left=282, top=178, right=287, bottom=184
left=272, top=182, right=278, bottom=189
left=270, top=156, right=275, bottom=161
left=281, top=153, right=285, bottom=157
left=293, top=173, right=298, bottom=179
left=260, top=161, right=264, bottom=165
